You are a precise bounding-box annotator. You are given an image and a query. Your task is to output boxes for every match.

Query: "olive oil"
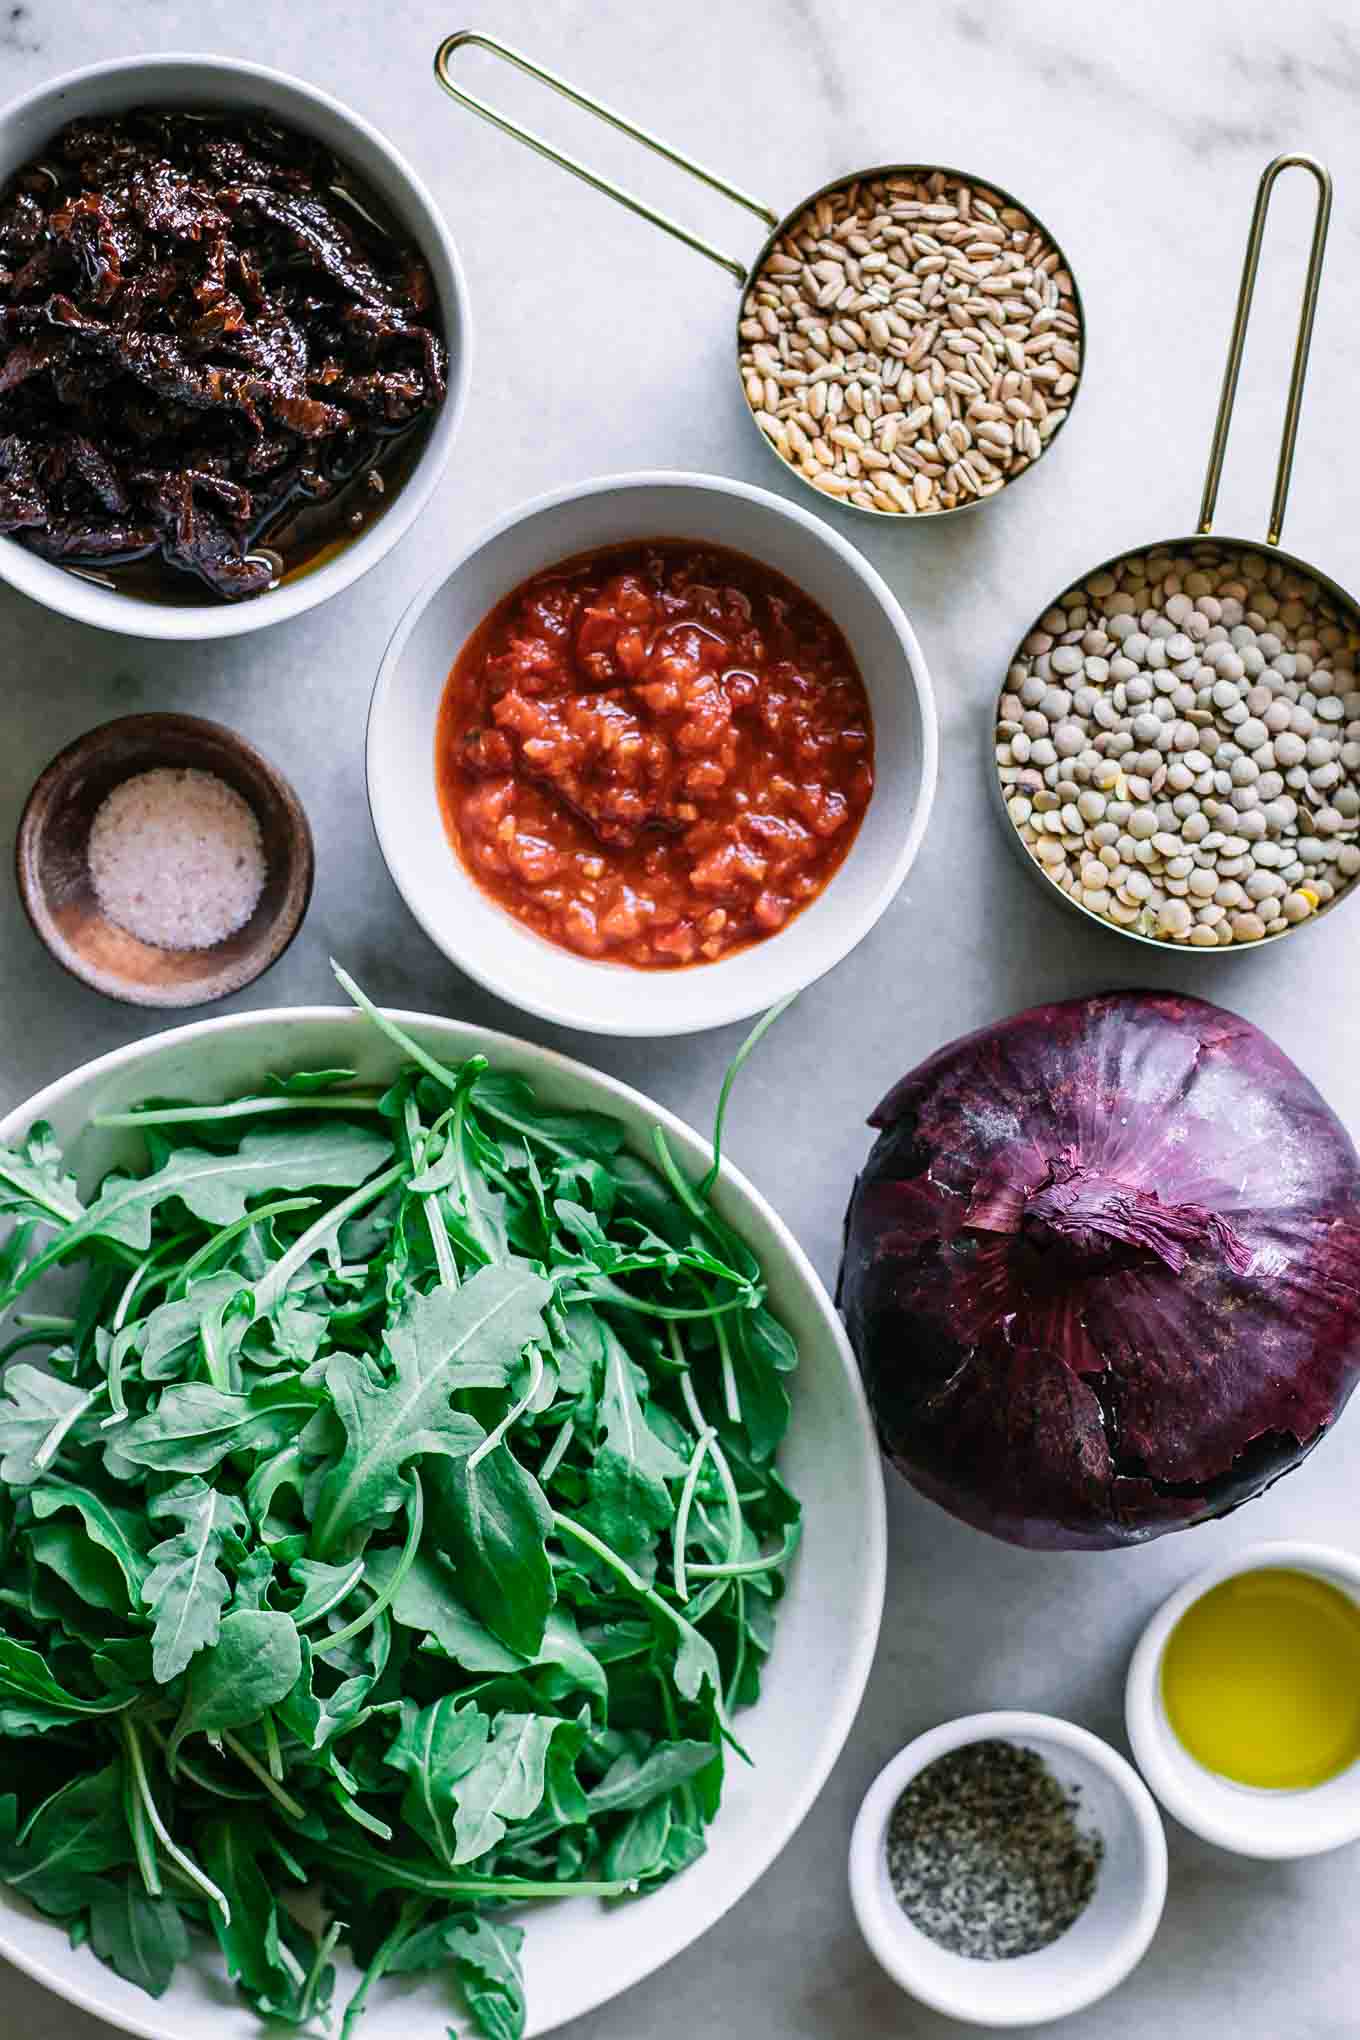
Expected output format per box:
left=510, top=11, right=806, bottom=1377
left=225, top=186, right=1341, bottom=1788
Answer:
left=1161, top=1568, right=1360, bottom=1791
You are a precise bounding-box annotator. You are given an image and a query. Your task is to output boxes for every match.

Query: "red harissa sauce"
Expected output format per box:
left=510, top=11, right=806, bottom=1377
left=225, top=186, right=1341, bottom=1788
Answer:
left=435, top=541, right=875, bottom=968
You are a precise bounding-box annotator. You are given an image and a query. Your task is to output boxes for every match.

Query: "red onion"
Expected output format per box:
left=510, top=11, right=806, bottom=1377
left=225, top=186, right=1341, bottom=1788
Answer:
left=839, top=991, right=1360, bottom=1549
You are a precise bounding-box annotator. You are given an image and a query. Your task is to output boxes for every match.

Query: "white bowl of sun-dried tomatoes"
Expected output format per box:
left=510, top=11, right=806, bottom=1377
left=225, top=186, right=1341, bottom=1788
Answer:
left=367, top=470, right=939, bottom=1036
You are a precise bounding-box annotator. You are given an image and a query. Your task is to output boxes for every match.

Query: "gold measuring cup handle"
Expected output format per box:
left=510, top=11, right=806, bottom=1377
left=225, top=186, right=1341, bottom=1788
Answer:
left=433, top=31, right=779, bottom=285
left=1199, top=153, right=1333, bottom=548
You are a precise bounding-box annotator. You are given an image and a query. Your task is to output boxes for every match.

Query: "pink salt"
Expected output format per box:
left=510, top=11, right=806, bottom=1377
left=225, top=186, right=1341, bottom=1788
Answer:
left=87, top=766, right=266, bottom=951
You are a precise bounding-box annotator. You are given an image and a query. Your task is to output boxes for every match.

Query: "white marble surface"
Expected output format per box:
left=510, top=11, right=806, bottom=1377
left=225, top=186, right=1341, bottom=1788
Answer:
left=4, top=1, right=1360, bottom=2034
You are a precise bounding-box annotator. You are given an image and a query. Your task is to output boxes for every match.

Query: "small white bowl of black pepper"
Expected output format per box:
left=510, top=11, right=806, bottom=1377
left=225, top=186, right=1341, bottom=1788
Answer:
left=849, top=1712, right=1167, bottom=2026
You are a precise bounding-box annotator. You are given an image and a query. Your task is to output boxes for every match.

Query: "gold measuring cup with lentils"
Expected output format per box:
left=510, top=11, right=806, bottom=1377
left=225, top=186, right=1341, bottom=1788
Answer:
left=434, top=33, right=1084, bottom=520
left=995, top=155, right=1360, bottom=953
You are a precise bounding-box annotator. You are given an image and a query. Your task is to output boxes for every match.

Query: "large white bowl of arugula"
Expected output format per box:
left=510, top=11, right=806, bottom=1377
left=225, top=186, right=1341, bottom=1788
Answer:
left=0, top=969, right=885, bottom=2040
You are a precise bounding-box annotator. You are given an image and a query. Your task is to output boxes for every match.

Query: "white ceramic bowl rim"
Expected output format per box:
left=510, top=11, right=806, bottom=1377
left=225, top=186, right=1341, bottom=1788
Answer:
left=0, top=1000, right=887, bottom=2040
left=0, top=52, right=471, bottom=640
left=849, top=1709, right=1168, bottom=2027
left=366, top=467, right=940, bottom=1037
left=1125, top=1538, right=1360, bottom=1859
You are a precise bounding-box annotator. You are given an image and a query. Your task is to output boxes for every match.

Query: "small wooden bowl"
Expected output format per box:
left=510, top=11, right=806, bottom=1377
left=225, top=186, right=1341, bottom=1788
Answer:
left=16, top=712, right=314, bottom=1008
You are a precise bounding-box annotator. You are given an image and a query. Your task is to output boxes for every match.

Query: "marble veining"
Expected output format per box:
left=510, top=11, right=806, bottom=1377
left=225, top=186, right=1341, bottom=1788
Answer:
left=3, top=3, right=1360, bottom=2038
left=1, top=3, right=42, bottom=53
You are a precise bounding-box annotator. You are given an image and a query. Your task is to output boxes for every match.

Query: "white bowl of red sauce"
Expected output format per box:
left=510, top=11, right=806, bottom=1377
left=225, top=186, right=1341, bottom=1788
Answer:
left=367, top=470, right=938, bottom=1035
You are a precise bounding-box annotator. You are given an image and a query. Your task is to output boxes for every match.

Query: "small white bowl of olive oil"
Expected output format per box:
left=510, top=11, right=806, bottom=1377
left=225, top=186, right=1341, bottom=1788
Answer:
left=1126, top=1541, right=1360, bottom=1858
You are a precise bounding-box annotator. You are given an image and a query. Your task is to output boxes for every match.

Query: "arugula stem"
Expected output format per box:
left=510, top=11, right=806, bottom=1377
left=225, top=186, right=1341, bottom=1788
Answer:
left=331, top=964, right=467, bottom=1097
left=119, top=1724, right=163, bottom=1898
left=199, top=1291, right=248, bottom=1394
left=328, top=1779, right=394, bottom=1840
left=711, top=1303, right=742, bottom=1427
left=677, top=1362, right=703, bottom=1432
left=452, top=1088, right=497, bottom=1265
left=649, top=1127, right=710, bottom=1229
left=687, top=1521, right=802, bottom=1579
left=251, top=1162, right=405, bottom=1319
left=321, top=1476, right=423, bottom=1655
left=33, top=1382, right=103, bottom=1471
left=404, top=1095, right=458, bottom=1290
left=262, top=1708, right=284, bottom=1783
left=145, top=1722, right=259, bottom=1802
left=299, top=1920, right=343, bottom=2024
left=218, top=1730, right=308, bottom=1821
left=108, top=1228, right=197, bottom=1334
left=465, top=1346, right=544, bottom=1472
left=565, top=1284, right=753, bottom=1323
left=700, top=993, right=797, bottom=1195
left=121, top=1716, right=231, bottom=1922
left=12, top=1312, right=75, bottom=1332
left=725, top=1579, right=748, bottom=1717
left=537, top=1416, right=574, bottom=1487
left=93, top=1093, right=386, bottom=1127
left=672, top=1428, right=715, bottom=1605
left=340, top=1896, right=431, bottom=2040
left=315, top=1841, right=637, bottom=1900
left=294, top=1558, right=366, bottom=1630
left=552, top=1512, right=722, bottom=1716
left=707, top=1437, right=747, bottom=1568
left=0, top=1329, right=62, bottom=1363
left=171, top=1195, right=318, bottom=1298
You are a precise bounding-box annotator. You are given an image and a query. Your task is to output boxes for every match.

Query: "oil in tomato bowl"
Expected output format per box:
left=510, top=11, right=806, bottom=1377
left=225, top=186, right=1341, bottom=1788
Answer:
left=1160, top=1568, right=1360, bottom=1791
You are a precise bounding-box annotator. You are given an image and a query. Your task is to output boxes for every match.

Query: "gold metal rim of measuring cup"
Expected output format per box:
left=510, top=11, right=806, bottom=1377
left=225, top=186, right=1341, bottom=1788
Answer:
left=991, top=152, right=1358, bottom=956
left=432, top=30, right=1088, bottom=525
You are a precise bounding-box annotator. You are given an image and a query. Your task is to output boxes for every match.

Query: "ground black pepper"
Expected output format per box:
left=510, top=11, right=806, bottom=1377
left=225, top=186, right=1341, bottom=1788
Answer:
left=886, top=1739, right=1103, bottom=1960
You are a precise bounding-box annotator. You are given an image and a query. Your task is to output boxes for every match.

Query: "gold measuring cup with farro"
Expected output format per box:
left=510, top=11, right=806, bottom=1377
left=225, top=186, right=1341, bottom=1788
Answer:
left=992, top=155, right=1360, bottom=955
left=434, top=32, right=1085, bottom=521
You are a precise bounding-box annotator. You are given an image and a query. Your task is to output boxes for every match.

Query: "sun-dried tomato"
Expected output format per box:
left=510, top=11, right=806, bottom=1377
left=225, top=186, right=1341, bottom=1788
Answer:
left=0, top=109, right=445, bottom=600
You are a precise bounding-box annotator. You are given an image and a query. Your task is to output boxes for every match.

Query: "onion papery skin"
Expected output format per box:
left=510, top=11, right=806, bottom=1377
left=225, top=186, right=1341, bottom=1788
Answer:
left=839, top=991, right=1360, bottom=1550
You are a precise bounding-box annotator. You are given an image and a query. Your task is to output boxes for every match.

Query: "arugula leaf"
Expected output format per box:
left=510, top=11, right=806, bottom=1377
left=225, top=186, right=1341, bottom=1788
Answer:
left=469, top=1072, right=624, bottom=1164
left=27, top=1519, right=129, bottom=1614
left=0, top=1765, right=127, bottom=1915
left=142, top=1478, right=247, bottom=1683
left=117, top=1380, right=317, bottom=1475
left=0, top=974, right=801, bottom=2040
left=586, top=1739, right=718, bottom=1817
left=137, top=1273, right=254, bottom=1382
left=452, top=1711, right=563, bottom=1865
left=265, top=1068, right=360, bottom=1096
left=199, top=1814, right=310, bottom=2015
left=389, top=1913, right=526, bottom=2040
left=167, top=1608, right=301, bottom=1765
left=88, top=1880, right=190, bottom=1998
left=29, top=1481, right=149, bottom=1604
left=277, top=1636, right=372, bottom=1753
left=384, top=1695, right=490, bottom=1866
left=2, top=1122, right=393, bottom=1307
left=0, top=1635, right=134, bottom=1733
left=601, top=1794, right=674, bottom=1882
left=0, top=1122, right=83, bottom=1230
left=732, top=1307, right=798, bottom=1461
left=99, top=1123, right=395, bottom=1238
left=287, top=1556, right=363, bottom=1626
left=583, top=1326, right=685, bottom=1574
left=311, top=1265, right=550, bottom=1557
left=0, top=1366, right=92, bottom=1485
left=378, top=1547, right=605, bottom=1704
left=428, top=1445, right=555, bottom=1658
